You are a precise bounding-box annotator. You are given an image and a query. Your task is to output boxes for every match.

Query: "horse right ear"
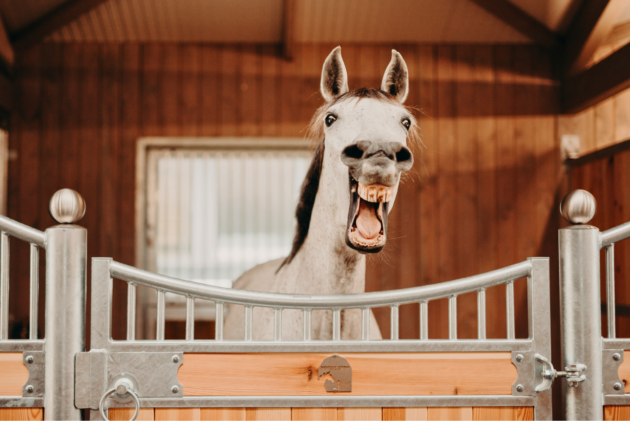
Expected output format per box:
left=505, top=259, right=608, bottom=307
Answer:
left=321, top=46, right=349, bottom=101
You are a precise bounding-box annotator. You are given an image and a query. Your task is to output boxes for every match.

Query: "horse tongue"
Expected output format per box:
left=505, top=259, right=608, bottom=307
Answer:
left=356, top=200, right=381, bottom=239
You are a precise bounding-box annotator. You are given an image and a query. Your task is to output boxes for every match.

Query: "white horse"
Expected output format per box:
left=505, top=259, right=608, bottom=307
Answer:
left=224, top=47, right=418, bottom=340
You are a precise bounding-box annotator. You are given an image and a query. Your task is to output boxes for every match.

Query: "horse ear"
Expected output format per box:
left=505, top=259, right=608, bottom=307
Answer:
left=381, top=50, right=409, bottom=104
left=321, top=46, right=349, bottom=101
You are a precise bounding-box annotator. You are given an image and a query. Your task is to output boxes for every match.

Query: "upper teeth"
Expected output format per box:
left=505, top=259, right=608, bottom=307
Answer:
left=357, top=184, right=393, bottom=203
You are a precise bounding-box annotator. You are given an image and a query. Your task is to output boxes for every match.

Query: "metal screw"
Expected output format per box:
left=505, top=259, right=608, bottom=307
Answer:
left=333, top=388, right=337, bottom=392
left=615, top=382, right=623, bottom=391
left=26, top=385, right=34, bottom=393
left=172, top=355, right=180, bottom=363
left=26, top=355, right=34, bottom=364
left=515, top=354, right=524, bottom=363
left=171, top=386, right=179, bottom=394
left=516, top=384, right=524, bottom=392
left=614, top=353, right=621, bottom=361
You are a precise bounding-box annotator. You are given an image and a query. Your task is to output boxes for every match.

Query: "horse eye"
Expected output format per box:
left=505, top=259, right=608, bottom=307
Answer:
left=325, top=114, right=337, bottom=127
left=402, top=118, right=411, bottom=130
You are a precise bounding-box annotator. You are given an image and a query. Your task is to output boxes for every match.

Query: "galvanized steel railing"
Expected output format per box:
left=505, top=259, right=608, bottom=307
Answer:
left=601, top=221, right=630, bottom=340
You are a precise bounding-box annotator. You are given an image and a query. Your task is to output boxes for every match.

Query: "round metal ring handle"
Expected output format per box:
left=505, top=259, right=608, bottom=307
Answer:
left=99, top=381, right=140, bottom=421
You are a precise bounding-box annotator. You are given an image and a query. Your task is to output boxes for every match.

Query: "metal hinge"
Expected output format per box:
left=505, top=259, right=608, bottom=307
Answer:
left=535, top=353, right=586, bottom=391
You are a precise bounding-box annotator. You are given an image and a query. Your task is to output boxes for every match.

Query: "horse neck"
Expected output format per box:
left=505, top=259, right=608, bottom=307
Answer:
left=277, top=165, right=366, bottom=295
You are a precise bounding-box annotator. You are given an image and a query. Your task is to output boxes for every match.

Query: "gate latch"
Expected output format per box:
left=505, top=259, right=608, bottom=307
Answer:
left=535, top=354, right=586, bottom=392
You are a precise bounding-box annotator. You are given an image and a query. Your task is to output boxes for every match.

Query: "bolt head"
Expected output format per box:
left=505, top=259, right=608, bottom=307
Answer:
left=615, top=382, right=623, bottom=391
left=172, top=355, right=180, bottom=363
left=26, top=355, right=34, bottom=364
left=26, top=385, right=34, bottom=393
left=516, top=354, right=524, bottom=363
left=116, top=384, right=129, bottom=395
left=49, top=188, right=86, bottom=224
left=171, top=385, right=179, bottom=394
left=516, top=384, right=524, bottom=392
left=614, top=353, right=621, bottom=361
left=560, top=190, right=596, bottom=225
left=333, top=388, right=337, bottom=392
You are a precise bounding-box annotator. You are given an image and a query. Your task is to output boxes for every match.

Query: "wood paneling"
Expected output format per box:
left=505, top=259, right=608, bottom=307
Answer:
left=179, top=353, right=516, bottom=396
left=292, top=408, right=337, bottom=420
left=427, top=407, right=473, bottom=420
left=201, top=408, right=246, bottom=421
left=472, top=407, right=533, bottom=420
left=605, top=406, right=630, bottom=420
left=109, top=408, right=155, bottom=420
left=383, top=408, right=427, bottom=420
left=0, top=353, right=28, bottom=396
left=246, top=408, right=291, bottom=420
left=0, top=409, right=42, bottom=420
left=337, top=408, right=381, bottom=421
left=8, top=44, right=561, bottom=348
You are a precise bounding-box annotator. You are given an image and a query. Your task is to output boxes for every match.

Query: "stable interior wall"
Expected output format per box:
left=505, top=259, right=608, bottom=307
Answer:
left=6, top=43, right=562, bottom=350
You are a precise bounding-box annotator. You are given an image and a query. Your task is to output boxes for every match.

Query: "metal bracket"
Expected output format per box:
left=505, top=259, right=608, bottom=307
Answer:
left=533, top=353, right=587, bottom=391
left=75, top=350, right=183, bottom=409
left=603, top=349, right=625, bottom=395
left=512, top=351, right=535, bottom=396
left=22, top=351, right=45, bottom=398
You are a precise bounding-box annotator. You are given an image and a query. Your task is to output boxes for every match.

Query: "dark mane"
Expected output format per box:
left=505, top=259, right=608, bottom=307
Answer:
left=278, top=139, right=325, bottom=270
left=278, top=88, right=421, bottom=271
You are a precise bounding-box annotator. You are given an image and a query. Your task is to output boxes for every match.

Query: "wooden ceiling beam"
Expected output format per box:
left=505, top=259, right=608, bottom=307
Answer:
left=11, top=0, right=108, bottom=51
left=468, top=0, right=561, bottom=50
left=0, top=17, right=13, bottom=71
left=282, top=0, right=296, bottom=60
left=563, top=42, right=630, bottom=113
left=563, top=0, right=625, bottom=75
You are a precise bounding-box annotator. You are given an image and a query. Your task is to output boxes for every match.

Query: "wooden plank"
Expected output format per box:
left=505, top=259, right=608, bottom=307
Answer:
left=200, top=408, right=246, bottom=420
left=562, top=0, right=625, bottom=75
left=0, top=353, right=28, bottom=395
left=12, top=0, right=109, bottom=51
left=605, top=406, right=630, bottom=420
left=282, top=0, right=296, bottom=60
left=241, top=45, right=262, bottom=137
left=292, top=408, right=337, bottom=420
left=246, top=408, right=291, bottom=420
left=427, top=407, right=472, bottom=420
left=179, top=353, right=516, bottom=396
left=338, top=408, right=381, bottom=421
left=180, top=45, right=200, bottom=137
left=109, top=408, right=155, bottom=420
left=472, top=407, right=533, bottom=420
left=155, top=408, right=201, bottom=420
left=468, top=0, right=560, bottom=50
left=563, top=42, right=630, bottom=113
left=0, top=17, right=14, bottom=69
left=220, top=45, right=239, bottom=137
left=383, top=408, right=427, bottom=420
left=0, top=408, right=43, bottom=420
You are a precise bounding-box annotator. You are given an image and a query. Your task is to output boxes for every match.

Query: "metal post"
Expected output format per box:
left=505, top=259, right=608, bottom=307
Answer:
left=45, top=188, right=87, bottom=421
left=559, top=189, right=602, bottom=420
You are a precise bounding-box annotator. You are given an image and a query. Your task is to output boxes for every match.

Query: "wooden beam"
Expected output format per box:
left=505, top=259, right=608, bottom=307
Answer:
left=468, top=0, right=561, bottom=50
left=0, top=17, right=14, bottom=71
left=11, top=0, right=109, bottom=51
left=606, top=21, right=630, bottom=46
left=282, top=0, right=296, bottom=60
left=563, top=42, right=630, bottom=113
left=563, top=0, right=625, bottom=75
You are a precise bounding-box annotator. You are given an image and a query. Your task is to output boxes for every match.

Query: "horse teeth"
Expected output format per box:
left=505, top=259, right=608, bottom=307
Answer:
left=357, top=184, right=393, bottom=203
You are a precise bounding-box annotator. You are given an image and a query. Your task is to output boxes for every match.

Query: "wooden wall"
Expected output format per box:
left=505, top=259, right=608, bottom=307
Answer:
left=6, top=43, right=562, bottom=350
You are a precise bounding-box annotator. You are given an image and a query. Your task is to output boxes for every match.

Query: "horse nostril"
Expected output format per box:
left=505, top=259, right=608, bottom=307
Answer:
left=343, top=144, right=364, bottom=160
left=396, top=147, right=412, bottom=163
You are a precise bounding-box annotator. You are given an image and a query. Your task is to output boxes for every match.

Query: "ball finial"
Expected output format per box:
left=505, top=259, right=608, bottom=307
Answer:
left=560, top=189, right=596, bottom=225
left=49, top=189, right=86, bottom=224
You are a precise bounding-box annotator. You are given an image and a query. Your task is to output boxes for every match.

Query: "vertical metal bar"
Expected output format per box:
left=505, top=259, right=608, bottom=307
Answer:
left=332, top=309, right=341, bottom=341
left=390, top=305, right=399, bottom=340
left=303, top=309, right=311, bottom=341
left=126, top=283, right=136, bottom=341
left=214, top=302, right=224, bottom=340
left=606, top=244, right=616, bottom=338
left=420, top=301, right=428, bottom=340
left=29, top=244, right=39, bottom=340
left=46, top=224, right=87, bottom=420
left=156, top=290, right=165, bottom=340
left=477, top=289, right=486, bottom=340
left=448, top=296, right=457, bottom=340
left=274, top=308, right=282, bottom=341
left=506, top=280, right=515, bottom=340
left=0, top=232, right=9, bottom=340
left=185, top=296, right=194, bottom=341
left=361, top=308, right=370, bottom=341
left=244, top=306, right=253, bottom=341
left=559, top=224, right=602, bottom=420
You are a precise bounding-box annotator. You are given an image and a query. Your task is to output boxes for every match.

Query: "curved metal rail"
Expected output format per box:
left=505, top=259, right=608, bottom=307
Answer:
left=0, top=215, right=46, bottom=247
left=106, top=258, right=534, bottom=343
left=600, top=221, right=630, bottom=339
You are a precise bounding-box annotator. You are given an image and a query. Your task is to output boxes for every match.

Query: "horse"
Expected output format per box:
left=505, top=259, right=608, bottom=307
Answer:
left=223, top=46, right=419, bottom=340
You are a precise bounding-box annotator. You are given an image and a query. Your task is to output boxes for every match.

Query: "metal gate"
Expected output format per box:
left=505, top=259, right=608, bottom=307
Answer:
left=0, top=188, right=627, bottom=420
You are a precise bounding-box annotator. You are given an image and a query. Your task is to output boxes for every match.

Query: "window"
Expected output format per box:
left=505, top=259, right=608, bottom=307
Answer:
left=136, top=138, right=310, bottom=338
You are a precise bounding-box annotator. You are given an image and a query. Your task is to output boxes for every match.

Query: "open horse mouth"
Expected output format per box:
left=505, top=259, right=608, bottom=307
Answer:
left=346, top=178, right=391, bottom=253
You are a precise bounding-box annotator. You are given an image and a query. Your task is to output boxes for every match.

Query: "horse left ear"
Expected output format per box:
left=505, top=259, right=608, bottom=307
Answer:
left=381, top=50, right=409, bottom=104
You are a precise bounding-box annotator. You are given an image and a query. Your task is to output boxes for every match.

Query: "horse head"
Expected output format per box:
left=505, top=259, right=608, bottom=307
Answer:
left=318, top=47, right=416, bottom=254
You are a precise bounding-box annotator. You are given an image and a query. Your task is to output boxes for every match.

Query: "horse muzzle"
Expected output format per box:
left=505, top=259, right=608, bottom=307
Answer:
left=341, top=140, right=413, bottom=253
